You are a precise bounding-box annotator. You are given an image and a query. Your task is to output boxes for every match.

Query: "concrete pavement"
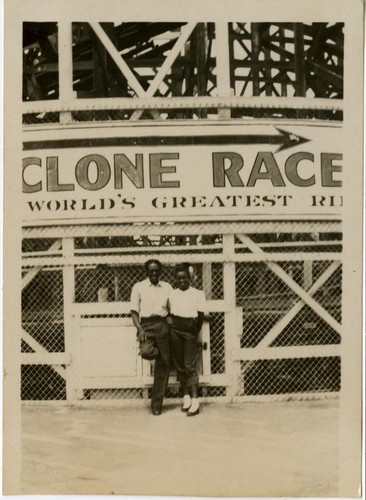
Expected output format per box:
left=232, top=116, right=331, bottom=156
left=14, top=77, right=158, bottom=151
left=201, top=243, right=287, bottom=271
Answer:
left=21, top=399, right=339, bottom=496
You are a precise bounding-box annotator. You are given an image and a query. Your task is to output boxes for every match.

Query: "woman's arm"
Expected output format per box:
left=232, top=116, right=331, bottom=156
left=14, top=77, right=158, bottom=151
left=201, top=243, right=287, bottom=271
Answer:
left=196, top=311, right=204, bottom=333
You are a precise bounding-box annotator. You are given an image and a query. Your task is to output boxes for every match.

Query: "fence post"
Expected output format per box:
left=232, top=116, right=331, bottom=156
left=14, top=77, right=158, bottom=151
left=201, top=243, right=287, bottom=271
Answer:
left=202, top=262, right=213, bottom=299
left=58, top=21, right=74, bottom=124
left=63, top=237, right=83, bottom=400
left=216, top=22, right=231, bottom=119
left=223, top=234, right=240, bottom=401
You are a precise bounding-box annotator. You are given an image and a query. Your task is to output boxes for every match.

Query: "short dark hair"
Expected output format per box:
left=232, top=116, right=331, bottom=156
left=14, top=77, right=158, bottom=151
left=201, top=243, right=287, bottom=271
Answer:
left=175, top=263, right=190, bottom=276
left=144, top=259, right=162, bottom=272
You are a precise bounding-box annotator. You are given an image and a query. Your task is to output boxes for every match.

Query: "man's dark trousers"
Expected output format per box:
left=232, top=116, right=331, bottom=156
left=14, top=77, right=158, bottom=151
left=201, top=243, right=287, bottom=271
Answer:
left=141, top=317, right=170, bottom=409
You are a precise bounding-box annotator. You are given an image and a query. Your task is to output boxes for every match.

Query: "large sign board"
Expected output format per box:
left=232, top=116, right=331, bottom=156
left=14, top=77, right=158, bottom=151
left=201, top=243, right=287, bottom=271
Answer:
left=22, top=120, right=343, bottom=223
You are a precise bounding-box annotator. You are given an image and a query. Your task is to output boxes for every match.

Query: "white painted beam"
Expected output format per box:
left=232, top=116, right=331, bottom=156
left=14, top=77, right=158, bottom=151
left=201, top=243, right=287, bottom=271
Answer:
left=22, top=96, right=344, bottom=114
left=256, top=261, right=341, bottom=349
left=89, top=22, right=147, bottom=98
left=22, top=240, right=62, bottom=289
left=58, top=21, right=74, bottom=124
left=234, top=344, right=341, bottom=361
left=216, top=22, right=232, bottom=119
left=237, top=234, right=342, bottom=335
left=21, top=329, right=67, bottom=379
left=131, top=23, right=196, bottom=120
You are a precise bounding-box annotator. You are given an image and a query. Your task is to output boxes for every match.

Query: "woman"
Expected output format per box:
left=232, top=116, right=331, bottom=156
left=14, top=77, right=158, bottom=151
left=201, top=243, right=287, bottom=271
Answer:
left=169, top=264, right=206, bottom=416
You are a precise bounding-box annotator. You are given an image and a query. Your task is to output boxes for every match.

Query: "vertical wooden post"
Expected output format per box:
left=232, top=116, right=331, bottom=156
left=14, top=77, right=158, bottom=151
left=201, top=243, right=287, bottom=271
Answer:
left=235, top=307, right=244, bottom=395
left=251, top=23, right=261, bottom=96
left=201, top=263, right=212, bottom=383
left=216, top=22, right=231, bottom=119
left=223, top=234, right=240, bottom=401
left=200, top=321, right=211, bottom=379
left=196, top=23, right=208, bottom=118
left=202, top=262, right=213, bottom=299
left=278, top=26, right=287, bottom=96
left=228, top=23, right=235, bottom=97
left=263, top=26, right=272, bottom=96
left=63, top=237, right=83, bottom=400
left=58, top=21, right=74, bottom=123
left=294, top=23, right=306, bottom=96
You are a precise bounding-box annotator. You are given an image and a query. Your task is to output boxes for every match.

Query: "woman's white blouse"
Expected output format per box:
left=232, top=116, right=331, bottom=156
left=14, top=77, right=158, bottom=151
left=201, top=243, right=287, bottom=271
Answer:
left=169, top=287, right=206, bottom=318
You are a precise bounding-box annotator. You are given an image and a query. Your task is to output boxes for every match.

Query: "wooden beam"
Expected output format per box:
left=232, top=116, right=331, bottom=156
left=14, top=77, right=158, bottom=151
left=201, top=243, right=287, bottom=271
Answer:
left=22, top=95, right=344, bottom=114
left=22, top=240, right=62, bottom=289
left=216, top=22, right=231, bottom=118
left=58, top=21, right=74, bottom=124
left=21, top=353, right=71, bottom=365
left=139, top=23, right=196, bottom=97
left=196, top=23, right=208, bottom=118
left=89, top=22, right=147, bottom=98
left=250, top=23, right=261, bottom=96
left=255, top=261, right=341, bottom=349
left=232, top=392, right=339, bottom=403
left=237, top=234, right=342, bottom=335
left=62, top=238, right=83, bottom=400
left=89, top=22, right=161, bottom=120
left=234, top=344, right=341, bottom=361
left=21, top=329, right=67, bottom=379
left=22, top=252, right=342, bottom=269
left=22, top=220, right=341, bottom=239
left=294, top=23, right=306, bottom=96
left=223, top=234, right=241, bottom=400
left=79, top=372, right=227, bottom=390
left=131, top=23, right=196, bottom=120
left=73, top=299, right=228, bottom=317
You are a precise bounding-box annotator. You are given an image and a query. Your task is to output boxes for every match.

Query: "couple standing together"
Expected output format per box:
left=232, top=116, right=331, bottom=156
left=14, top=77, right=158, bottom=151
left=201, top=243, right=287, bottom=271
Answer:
left=130, top=259, right=206, bottom=417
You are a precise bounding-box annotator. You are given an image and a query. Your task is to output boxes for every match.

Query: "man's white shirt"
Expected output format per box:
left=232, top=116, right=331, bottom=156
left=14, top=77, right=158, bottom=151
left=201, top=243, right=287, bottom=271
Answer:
left=130, top=279, right=172, bottom=318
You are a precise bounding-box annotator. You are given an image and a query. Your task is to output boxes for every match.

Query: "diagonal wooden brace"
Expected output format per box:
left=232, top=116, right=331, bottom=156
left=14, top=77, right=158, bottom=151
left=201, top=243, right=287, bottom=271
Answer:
left=89, top=22, right=160, bottom=119
left=22, top=240, right=62, bottom=290
left=21, top=329, right=67, bottom=379
left=256, top=261, right=341, bottom=348
left=237, top=234, right=342, bottom=335
left=131, top=22, right=196, bottom=120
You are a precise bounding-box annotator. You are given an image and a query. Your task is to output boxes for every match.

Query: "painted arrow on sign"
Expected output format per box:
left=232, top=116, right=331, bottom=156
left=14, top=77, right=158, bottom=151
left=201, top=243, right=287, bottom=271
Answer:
left=23, top=128, right=310, bottom=152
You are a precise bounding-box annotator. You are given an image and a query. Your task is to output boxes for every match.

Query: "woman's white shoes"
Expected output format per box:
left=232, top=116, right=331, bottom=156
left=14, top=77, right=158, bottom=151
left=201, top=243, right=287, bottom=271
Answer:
left=186, top=398, right=199, bottom=416
left=187, top=407, right=199, bottom=416
left=182, top=395, right=191, bottom=412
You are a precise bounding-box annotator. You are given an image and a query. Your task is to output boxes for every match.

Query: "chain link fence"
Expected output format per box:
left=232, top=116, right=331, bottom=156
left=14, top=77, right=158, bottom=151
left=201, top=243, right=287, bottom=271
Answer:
left=21, top=220, right=342, bottom=403
left=235, top=260, right=341, bottom=397
left=22, top=261, right=67, bottom=400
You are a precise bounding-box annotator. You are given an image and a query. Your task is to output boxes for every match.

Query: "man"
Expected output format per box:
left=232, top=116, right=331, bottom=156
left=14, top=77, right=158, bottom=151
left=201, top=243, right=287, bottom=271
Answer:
left=130, top=259, right=173, bottom=415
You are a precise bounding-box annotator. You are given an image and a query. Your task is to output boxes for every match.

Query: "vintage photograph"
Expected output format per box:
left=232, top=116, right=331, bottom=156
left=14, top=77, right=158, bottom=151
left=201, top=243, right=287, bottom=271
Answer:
left=3, top=0, right=363, bottom=496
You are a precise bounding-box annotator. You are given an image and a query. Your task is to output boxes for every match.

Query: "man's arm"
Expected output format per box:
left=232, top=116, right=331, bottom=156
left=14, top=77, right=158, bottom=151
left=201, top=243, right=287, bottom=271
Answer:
left=130, top=283, right=146, bottom=341
left=131, top=310, right=146, bottom=341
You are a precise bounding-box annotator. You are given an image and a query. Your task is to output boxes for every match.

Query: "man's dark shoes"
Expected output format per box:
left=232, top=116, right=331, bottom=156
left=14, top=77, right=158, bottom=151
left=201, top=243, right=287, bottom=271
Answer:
left=151, top=407, right=162, bottom=416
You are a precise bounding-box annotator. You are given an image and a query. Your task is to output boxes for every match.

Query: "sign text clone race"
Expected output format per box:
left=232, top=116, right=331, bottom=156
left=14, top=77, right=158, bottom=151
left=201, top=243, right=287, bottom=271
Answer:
left=22, top=122, right=343, bottom=221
